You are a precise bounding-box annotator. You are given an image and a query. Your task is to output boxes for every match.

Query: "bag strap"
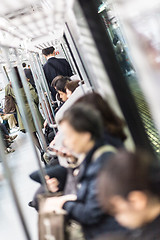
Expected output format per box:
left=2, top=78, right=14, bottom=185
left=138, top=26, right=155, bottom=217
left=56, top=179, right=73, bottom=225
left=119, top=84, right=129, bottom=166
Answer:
left=92, top=145, right=117, bottom=162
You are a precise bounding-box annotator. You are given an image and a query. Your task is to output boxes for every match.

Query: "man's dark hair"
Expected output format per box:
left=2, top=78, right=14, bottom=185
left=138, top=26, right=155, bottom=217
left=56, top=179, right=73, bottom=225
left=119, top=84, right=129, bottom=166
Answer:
left=42, top=46, right=55, bottom=56
left=59, top=103, right=103, bottom=140
left=22, top=62, right=26, bottom=68
left=98, top=149, right=160, bottom=202
left=55, top=76, right=71, bottom=93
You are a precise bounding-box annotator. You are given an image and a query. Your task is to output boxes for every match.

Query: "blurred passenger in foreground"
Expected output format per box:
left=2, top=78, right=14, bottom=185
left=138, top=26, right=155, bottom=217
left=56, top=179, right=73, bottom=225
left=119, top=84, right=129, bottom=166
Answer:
left=43, top=103, right=126, bottom=240
left=97, top=150, right=160, bottom=240
left=29, top=93, right=127, bottom=214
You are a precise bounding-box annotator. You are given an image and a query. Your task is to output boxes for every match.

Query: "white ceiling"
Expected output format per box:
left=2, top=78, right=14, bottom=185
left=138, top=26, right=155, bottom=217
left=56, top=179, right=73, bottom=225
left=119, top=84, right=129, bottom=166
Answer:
left=0, top=0, right=74, bottom=50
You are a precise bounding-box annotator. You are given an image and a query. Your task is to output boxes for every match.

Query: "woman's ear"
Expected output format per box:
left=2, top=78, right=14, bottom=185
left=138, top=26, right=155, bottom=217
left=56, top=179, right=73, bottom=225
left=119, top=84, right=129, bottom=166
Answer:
left=128, top=191, right=148, bottom=210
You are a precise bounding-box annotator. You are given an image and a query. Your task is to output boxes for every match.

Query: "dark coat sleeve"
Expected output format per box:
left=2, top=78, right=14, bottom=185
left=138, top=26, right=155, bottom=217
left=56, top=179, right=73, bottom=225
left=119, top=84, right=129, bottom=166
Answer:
left=63, top=152, right=113, bottom=225
left=63, top=151, right=114, bottom=225
left=63, top=177, right=106, bottom=225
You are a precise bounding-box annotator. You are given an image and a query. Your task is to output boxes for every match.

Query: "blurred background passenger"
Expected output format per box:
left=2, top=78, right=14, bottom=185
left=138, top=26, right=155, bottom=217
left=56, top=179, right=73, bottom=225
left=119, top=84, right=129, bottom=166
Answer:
left=5, top=67, right=44, bottom=151
left=22, top=62, right=36, bottom=91
left=97, top=150, right=160, bottom=240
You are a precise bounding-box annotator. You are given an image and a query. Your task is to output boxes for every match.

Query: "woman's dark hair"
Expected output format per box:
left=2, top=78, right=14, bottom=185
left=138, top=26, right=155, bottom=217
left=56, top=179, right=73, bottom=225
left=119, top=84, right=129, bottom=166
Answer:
left=51, top=75, right=64, bottom=88
left=55, top=76, right=71, bottom=93
left=65, top=80, right=80, bottom=93
left=98, top=149, right=160, bottom=201
left=76, top=92, right=126, bottom=141
left=14, top=67, right=23, bottom=88
left=42, top=46, right=55, bottom=56
left=59, top=103, right=103, bottom=141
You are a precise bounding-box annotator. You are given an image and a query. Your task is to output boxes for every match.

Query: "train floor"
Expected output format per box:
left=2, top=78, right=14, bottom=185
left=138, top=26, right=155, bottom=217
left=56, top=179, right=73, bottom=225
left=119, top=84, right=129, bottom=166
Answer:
left=0, top=130, right=42, bottom=240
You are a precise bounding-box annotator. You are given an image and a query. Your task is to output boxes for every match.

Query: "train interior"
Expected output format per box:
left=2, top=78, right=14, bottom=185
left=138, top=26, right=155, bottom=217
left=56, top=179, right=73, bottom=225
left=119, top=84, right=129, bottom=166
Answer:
left=0, top=0, right=160, bottom=239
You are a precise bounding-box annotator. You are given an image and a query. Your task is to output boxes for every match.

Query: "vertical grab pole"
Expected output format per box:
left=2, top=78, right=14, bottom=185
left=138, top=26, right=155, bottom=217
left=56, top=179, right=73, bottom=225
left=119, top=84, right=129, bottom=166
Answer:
left=34, top=53, right=55, bottom=120
left=31, top=53, right=54, bottom=124
left=29, top=54, right=56, bottom=131
left=30, top=52, right=56, bottom=134
left=15, top=49, right=47, bottom=152
left=0, top=132, right=32, bottom=240
left=2, top=46, right=49, bottom=192
left=29, top=52, right=51, bottom=125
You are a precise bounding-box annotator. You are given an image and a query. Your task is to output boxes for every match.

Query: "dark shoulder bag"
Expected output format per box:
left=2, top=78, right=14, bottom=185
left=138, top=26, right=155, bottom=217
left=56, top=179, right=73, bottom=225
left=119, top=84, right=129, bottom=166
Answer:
left=4, top=95, right=16, bottom=114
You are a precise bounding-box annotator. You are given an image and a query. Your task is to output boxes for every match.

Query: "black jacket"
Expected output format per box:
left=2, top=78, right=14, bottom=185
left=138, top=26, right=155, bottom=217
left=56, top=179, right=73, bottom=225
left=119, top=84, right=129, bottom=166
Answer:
left=63, top=138, right=125, bottom=240
left=43, top=57, right=73, bottom=100
left=97, top=214, right=160, bottom=240
left=24, top=68, right=36, bottom=90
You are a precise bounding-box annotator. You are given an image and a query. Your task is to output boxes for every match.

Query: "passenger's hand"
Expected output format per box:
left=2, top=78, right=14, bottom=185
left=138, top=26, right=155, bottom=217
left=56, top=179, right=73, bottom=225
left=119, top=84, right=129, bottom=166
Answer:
left=43, top=194, right=77, bottom=212
left=45, top=176, right=59, bottom=193
left=49, top=138, right=56, bottom=148
left=43, top=119, right=48, bottom=128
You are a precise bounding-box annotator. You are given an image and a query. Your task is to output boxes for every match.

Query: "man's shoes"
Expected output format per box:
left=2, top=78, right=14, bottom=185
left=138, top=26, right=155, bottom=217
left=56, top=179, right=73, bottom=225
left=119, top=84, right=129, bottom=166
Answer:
left=5, top=147, right=15, bottom=154
left=10, top=127, right=19, bottom=133
left=6, top=139, right=14, bottom=144
left=9, top=135, right=18, bottom=141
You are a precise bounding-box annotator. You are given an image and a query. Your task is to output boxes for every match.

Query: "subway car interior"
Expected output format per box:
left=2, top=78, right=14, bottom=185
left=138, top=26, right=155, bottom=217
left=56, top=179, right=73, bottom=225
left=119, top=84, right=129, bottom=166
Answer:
left=0, top=0, right=160, bottom=239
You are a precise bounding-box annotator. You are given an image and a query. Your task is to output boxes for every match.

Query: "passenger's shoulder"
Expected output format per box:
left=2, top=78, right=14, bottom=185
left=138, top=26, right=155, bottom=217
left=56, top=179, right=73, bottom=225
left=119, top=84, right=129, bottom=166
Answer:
left=93, top=145, right=116, bottom=162
left=95, top=232, right=128, bottom=240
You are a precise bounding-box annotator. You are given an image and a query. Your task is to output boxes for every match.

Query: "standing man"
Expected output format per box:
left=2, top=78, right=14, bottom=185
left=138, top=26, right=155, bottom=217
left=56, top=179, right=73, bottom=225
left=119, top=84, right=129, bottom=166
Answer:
left=42, top=46, right=73, bottom=100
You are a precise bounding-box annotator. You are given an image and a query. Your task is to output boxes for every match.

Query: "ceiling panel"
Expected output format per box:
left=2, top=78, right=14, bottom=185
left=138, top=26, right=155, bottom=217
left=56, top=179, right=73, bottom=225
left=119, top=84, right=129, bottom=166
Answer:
left=0, top=0, right=74, bottom=49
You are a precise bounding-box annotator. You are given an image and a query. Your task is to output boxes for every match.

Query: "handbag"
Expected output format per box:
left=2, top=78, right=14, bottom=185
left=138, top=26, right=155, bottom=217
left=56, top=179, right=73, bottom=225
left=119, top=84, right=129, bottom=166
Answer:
left=4, top=95, right=16, bottom=114
left=38, top=192, right=67, bottom=240
left=38, top=192, right=85, bottom=240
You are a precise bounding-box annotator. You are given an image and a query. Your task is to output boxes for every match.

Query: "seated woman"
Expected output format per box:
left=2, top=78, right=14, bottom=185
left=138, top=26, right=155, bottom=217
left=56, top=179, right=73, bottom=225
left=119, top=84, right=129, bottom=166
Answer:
left=43, top=76, right=71, bottom=146
left=42, top=103, right=125, bottom=240
left=54, top=76, right=70, bottom=103
left=97, top=150, right=160, bottom=240
left=65, top=80, right=80, bottom=98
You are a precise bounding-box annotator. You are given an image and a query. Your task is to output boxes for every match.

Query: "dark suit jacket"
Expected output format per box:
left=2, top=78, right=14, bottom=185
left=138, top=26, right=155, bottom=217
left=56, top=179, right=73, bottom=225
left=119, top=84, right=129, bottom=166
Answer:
left=43, top=57, right=73, bottom=100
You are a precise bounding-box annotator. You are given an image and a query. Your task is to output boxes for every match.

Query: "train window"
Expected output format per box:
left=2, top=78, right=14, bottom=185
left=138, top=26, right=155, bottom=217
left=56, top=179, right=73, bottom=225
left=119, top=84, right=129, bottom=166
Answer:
left=87, top=0, right=160, bottom=159
left=106, top=0, right=160, bottom=159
